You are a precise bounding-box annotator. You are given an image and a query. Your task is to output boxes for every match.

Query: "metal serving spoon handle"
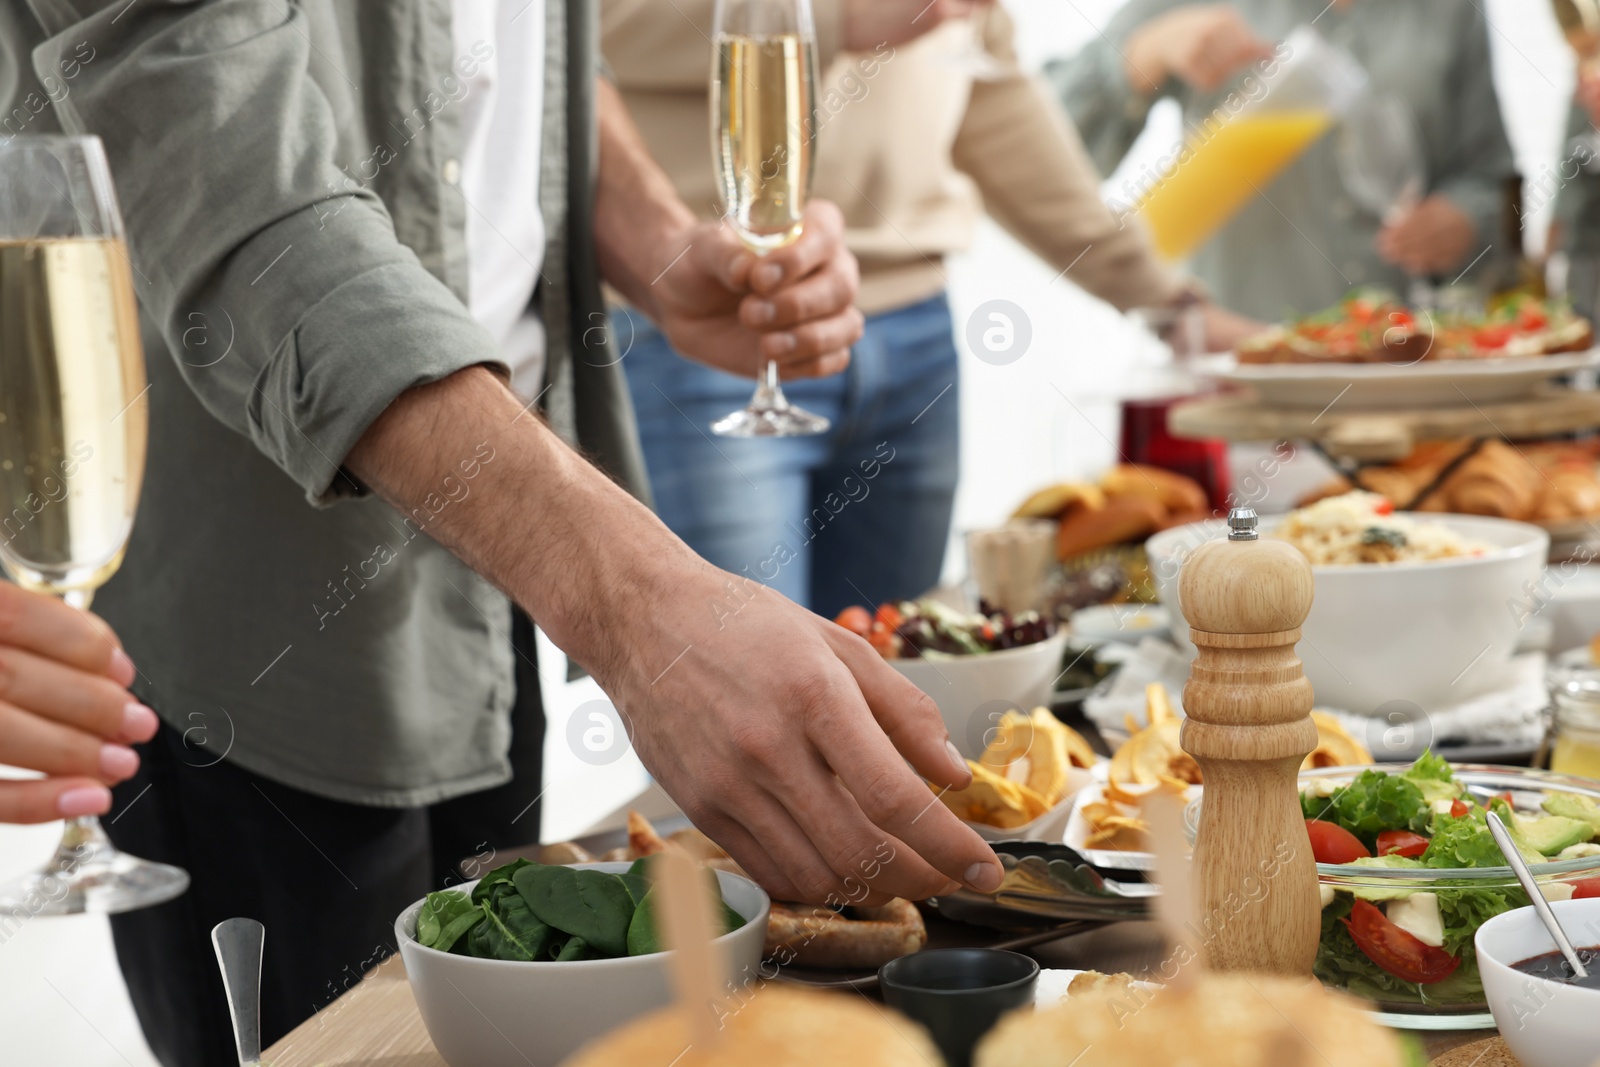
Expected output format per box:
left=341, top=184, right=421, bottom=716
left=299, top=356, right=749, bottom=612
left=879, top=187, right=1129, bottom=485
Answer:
left=1486, top=811, right=1589, bottom=980
left=211, top=918, right=266, bottom=1067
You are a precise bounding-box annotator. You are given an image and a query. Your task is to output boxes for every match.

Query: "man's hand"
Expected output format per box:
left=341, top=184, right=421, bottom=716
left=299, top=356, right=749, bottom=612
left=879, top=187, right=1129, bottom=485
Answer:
left=1123, top=4, right=1274, bottom=94
left=0, top=584, right=153, bottom=823
left=649, top=202, right=864, bottom=381
left=1201, top=302, right=1270, bottom=351
left=348, top=370, right=1008, bottom=905
left=611, top=558, right=1004, bottom=905
left=1376, top=195, right=1477, bottom=276
left=592, top=80, right=863, bottom=381
left=841, top=0, right=993, bottom=52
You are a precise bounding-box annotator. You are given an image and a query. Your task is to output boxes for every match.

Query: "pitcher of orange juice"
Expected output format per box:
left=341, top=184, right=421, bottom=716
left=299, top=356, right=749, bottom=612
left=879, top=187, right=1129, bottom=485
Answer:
left=1136, top=26, right=1367, bottom=262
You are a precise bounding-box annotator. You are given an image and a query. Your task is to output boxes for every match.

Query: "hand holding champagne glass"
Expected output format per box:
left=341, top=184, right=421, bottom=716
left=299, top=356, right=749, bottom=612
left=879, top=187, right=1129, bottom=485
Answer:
left=710, top=0, right=831, bottom=436
left=0, top=135, right=187, bottom=914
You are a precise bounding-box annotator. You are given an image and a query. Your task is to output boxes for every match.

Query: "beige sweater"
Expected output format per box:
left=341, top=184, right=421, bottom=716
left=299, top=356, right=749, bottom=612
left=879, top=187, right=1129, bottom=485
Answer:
left=601, top=3, right=1184, bottom=316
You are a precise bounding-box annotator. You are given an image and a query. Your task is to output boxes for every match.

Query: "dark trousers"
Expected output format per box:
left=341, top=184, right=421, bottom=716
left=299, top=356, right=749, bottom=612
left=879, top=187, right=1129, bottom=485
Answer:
left=105, top=610, right=545, bottom=1067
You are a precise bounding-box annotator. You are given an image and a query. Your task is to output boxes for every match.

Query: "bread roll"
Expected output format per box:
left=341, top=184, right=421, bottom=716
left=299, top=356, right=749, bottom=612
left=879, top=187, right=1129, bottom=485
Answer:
left=975, top=972, right=1409, bottom=1067
left=1055, top=494, right=1166, bottom=561
left=1012, top=481, right=1106, bottom=520
left=1100, top=464, right=1208, bottom=514
left=562, top=984, right=938, bottom=1067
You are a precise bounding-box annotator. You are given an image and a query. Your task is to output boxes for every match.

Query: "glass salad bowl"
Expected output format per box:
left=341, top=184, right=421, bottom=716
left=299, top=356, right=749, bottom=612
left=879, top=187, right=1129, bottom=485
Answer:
left=1186, top=763, right=1600, bottom=1030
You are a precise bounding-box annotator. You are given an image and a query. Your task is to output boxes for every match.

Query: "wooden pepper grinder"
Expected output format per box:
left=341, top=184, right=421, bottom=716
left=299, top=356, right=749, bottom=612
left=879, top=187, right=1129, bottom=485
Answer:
left=1179, top=506, right=1320, bottom=975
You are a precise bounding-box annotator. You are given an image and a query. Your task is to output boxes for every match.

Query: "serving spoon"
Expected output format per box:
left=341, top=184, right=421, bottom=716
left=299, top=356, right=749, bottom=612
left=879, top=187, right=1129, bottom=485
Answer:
left=1485, top=811, right=1590, bottom=980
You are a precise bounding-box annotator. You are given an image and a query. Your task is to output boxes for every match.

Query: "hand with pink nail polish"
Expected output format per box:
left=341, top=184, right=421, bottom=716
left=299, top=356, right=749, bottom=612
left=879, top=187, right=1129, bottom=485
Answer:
left=0, top=582, right=146, bottom=823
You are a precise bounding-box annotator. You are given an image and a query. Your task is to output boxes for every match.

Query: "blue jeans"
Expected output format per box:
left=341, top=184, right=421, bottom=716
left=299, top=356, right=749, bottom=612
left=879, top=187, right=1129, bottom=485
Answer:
left=618, top=293, right=961, bottom=617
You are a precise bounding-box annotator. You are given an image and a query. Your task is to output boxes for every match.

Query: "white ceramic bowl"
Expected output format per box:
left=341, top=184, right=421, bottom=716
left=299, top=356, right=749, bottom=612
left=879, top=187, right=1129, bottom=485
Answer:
left=396, top=862, right=770, bottom=1067
left=1478, top=897, right=1600, bottom=1067
left=1147, top=514, right=1548, bottom=715
left=891, top=629, right=1070, bottom=758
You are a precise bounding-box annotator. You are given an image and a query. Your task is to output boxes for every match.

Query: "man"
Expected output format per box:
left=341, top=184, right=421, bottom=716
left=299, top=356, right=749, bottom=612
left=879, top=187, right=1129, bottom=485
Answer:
left=0, top=2, right=1001, bottom=1063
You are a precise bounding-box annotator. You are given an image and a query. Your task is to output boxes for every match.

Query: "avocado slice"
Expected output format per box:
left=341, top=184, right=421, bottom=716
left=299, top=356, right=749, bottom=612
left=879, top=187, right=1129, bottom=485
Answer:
left=1542, top=793, right=1600, bottom=836
left=1515, top=813, right=1594, bottom=856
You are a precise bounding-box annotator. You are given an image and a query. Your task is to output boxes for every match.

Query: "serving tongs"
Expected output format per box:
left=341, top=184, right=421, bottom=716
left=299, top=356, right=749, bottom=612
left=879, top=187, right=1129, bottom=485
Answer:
left=933, top=842, right=1154, bottom=928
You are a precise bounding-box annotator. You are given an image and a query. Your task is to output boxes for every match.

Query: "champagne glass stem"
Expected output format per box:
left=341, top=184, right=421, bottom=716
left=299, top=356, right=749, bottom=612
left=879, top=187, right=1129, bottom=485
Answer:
left=753, top=359, right=788, bottom=409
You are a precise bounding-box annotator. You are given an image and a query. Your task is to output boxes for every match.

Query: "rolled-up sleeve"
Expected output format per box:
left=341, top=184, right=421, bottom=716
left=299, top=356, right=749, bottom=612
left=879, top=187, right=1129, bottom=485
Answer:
left=1042, top=0, right=1188, bottom=176
left=24, top=0, right=504, bottom=504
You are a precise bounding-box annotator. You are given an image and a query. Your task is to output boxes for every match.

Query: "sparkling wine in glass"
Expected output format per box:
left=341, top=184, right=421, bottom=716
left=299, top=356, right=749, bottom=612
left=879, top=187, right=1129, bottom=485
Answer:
left=0, top=135, right=188, bottom=915
left=709, top=0, right=830, bottom=437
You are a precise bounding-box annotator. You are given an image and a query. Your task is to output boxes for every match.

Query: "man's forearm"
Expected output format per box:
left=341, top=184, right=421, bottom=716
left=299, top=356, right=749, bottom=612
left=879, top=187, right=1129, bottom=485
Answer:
left=344, top=367, right=697, bottom=676
left=592, top=78, right=699, bottom=318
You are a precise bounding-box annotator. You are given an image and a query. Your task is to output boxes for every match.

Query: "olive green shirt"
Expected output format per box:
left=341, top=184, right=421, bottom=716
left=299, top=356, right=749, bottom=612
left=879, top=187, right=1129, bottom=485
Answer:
left=1046, top=0, right=1516, bottom=321
left=2, top=0, right=648, bottom=806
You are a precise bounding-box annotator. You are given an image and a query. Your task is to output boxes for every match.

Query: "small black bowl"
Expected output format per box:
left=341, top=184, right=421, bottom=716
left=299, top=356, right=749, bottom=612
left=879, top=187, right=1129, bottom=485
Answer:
left=879, top=948, right=1040, bottom=1067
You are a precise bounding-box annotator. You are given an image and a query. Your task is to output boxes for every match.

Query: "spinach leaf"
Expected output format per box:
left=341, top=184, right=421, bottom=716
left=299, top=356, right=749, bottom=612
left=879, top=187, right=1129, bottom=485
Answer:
left=471, top=858, right=533, bottom=906
left=626, top=886, right=746, bottom=957
left=627, top=887, right=662, bottom=957
left=514, top=864, right=634, bottom=957
left=415, top=890, right=474, bottom=948
left=620, top=871, right=651, bottom=907
left=468, top=896, right=550, bottom=961
left=434, top=905, right=487, bottom=954
left=551, top=935, right=590, bottom=962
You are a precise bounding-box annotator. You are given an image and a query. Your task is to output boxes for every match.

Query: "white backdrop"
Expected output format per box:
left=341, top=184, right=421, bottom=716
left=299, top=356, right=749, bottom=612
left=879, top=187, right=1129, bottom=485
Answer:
left=0, top=2, right=1576, bottom=1062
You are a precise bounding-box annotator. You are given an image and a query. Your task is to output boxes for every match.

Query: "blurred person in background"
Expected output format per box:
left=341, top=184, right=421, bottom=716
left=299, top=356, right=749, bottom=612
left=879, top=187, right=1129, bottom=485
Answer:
left=603, top=0, right=1260, bottom=617
left=1047, top=0, right=1516, bottom=321
left=1551, top=65, right=1600, bottom=320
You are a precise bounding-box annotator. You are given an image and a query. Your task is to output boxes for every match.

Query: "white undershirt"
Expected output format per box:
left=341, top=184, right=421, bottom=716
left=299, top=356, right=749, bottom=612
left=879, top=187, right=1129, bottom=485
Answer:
left=452, top=0, right=547, bottom=401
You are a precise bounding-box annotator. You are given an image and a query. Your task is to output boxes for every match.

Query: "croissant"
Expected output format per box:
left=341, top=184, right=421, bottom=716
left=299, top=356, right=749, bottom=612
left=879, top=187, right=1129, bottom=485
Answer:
left=1535, top=468, right=1600, bottom=521
left=1436, top=440, right=1540, bottom=518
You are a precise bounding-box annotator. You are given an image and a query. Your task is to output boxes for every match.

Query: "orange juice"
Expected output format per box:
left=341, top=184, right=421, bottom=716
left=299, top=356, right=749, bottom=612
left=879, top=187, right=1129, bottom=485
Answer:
left=1137, top=109, right=1334, bottom=261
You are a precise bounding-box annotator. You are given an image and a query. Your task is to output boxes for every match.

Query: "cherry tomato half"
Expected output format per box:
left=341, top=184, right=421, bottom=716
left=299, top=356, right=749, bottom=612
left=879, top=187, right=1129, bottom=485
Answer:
left=1306, top=820, right=1371, bottom=865
left=1343, top=899, right=1462, bottom=984
left=833, top=606, right=872, bottom=638
left=1377, top=830, right=1430, bottom=858
left=1570, top=878, right=1600, bottom=900
left=1449, top=798, right=1471, bottom=818
left=873, top=602, right=904, bottom=631
left=1475, top=324, right=1513, bottom=349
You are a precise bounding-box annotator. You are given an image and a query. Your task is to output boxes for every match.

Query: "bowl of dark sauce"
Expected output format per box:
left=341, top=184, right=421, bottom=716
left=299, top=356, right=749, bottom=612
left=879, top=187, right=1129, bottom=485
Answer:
left=1478, top=898, right=1600, bottom=1067
left=1513, top=946, right=1600, bottom=990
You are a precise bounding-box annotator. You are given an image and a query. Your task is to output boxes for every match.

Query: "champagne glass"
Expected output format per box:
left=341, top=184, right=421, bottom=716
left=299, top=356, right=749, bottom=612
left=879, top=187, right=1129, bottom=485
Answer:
left=0, top=135, right=188, bottom=914
left=944, top=5, right=1008, bottom=82
left=710, top=0, right=830, bottom=436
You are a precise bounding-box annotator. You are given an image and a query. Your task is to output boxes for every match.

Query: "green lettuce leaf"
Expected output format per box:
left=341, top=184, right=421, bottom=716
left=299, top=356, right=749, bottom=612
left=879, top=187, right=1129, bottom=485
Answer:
left=1311, top=770, right=1431, bottom=846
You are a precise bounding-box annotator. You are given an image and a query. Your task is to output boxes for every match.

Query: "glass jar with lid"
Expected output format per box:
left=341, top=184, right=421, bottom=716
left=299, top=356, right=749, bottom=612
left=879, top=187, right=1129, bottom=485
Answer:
left=1546, top=674, right=1600, bottom=779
